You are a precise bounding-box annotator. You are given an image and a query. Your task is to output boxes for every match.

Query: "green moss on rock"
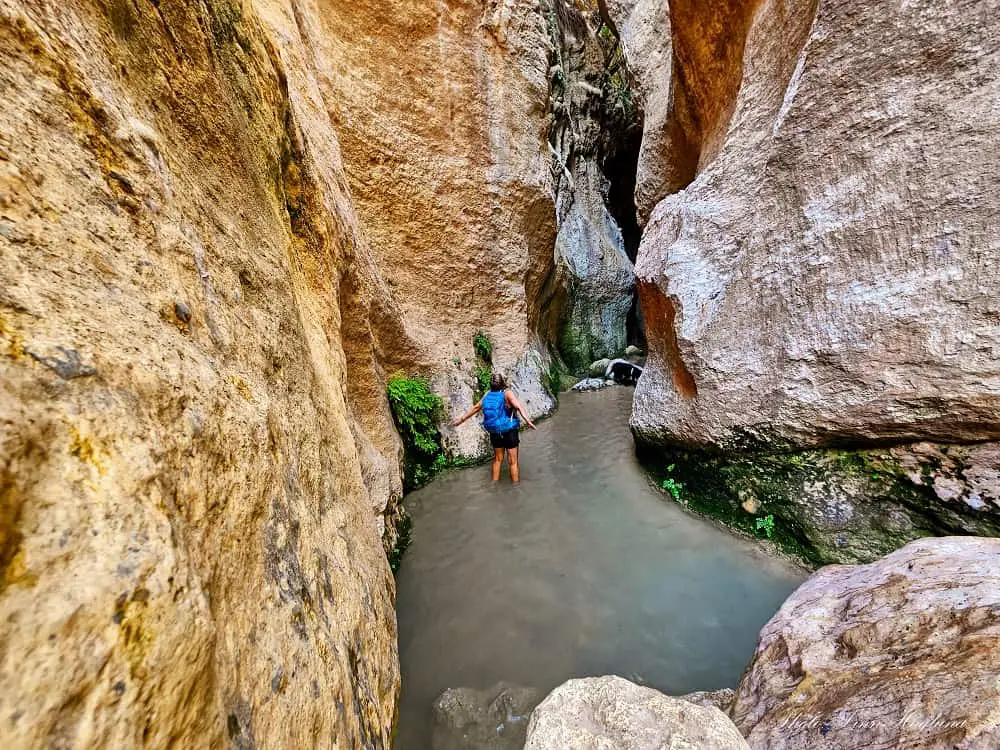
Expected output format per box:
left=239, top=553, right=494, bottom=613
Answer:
left=636, top=441, right=1000, bottom=566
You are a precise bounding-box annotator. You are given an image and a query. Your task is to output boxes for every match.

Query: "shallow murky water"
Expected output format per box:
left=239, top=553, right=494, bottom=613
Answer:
left=394, top=387, right=806, bottom=747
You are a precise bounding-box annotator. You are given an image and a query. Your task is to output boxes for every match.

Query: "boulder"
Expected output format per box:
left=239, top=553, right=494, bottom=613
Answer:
left=431, top=683, right=542, bottom=750
left=732, top=537, right=1000, bottom=749
left=524, top=676, right=749, bottom=749
left=630, top=0, right=1000, bottom=561
left=572, top=378, right=611, bottom=392
left=633, top=0, right=1000, bottom=453
left=589, top=358, right=613, bottom=377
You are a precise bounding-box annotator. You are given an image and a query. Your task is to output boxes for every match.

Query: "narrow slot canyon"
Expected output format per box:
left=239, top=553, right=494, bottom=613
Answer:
left=1, top=0, right=999, bottom=748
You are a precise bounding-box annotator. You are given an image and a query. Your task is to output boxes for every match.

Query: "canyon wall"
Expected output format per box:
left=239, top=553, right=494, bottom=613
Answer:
left=303, top=0, right=563, bottom=456
left=544, top=2, right=638, bottom=373
left=0, top=0, right=410, bottom=745
left=0, top=0, right=610, bottom=745
left=630, top=0, right=1000, bottom=561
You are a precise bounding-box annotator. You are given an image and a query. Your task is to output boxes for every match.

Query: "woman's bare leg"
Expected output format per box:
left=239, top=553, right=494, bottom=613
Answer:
left=492, top=448, right=504, bottom=481
left=508, top=447, right=520, bottom=484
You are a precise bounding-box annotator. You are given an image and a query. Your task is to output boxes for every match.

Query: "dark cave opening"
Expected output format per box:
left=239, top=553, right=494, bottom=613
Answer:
left=603, top=123, right=646, bottom=349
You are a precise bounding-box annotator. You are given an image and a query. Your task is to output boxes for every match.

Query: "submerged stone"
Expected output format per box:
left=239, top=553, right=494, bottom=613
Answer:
left=571, top=377, right=610, bottom=392
left=431, top=683, right=543, bottom=750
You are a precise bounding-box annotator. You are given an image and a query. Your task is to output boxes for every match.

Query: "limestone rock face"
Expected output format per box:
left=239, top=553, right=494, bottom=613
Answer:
left=553, top=159, right=635, bottom=371
left=524, top=675, right=750, bottom=750
left=546, top=4, right=636, bottom=372
left=311, top=0, right=559, bottom=440
left=0, top=0, right=424, bottom=745
left=632, top=0, right=1000, bottom=452
left=732, top=537, right=1000, bottom=749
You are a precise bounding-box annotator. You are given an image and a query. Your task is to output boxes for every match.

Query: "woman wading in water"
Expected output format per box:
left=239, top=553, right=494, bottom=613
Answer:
left=451, top=374, right=536, bottom=483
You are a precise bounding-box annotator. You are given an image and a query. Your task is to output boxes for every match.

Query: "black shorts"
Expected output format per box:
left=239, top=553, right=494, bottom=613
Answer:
left=489, top=428, right=520, bottom=449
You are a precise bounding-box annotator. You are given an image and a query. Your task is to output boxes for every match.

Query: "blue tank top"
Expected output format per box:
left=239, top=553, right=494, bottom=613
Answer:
left=481, top=390, right=518, bottom=433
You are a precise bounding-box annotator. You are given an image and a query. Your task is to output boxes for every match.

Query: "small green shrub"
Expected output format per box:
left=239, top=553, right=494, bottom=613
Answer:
left=756, top=514, right=775, bottom=539
left=387, top=373, right=444, bottom=489
left=473, top=364, right=492, bottom=400
left=660, top=477, right=684, bottom=501
left=473, top=331, right=493, bottom=363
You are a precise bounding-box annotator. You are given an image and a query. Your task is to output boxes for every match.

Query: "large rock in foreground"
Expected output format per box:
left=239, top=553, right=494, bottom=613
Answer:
left=732, top=537, right=1000, bottom=749
left=525, top=676, right=749, bottom=749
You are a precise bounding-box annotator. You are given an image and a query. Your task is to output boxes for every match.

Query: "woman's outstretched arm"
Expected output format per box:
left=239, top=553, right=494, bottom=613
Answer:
left=451, top=399, right=483, bottom=427
left=505, top=390, right=537, bottom=429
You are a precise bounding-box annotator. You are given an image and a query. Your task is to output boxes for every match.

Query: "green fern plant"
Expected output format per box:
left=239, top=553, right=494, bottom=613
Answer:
left=756, top=514, right=776, bottom=539
left=387, top=372, right=444, bottom=489
left=473, top=331, right=493, bottom=363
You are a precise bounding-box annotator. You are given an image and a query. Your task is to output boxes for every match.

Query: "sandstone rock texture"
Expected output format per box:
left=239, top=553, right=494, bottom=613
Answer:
left=312, top=0, right=561, bottom=459
left=2, top=0, right=639, bottom=742
left=0, top=0, right=415, bottom=745
left=732, top=537, right=1000, bottom=749
left=524, top=675, right=750, bottom=750
left=630, top=0, right=1000, bottom=559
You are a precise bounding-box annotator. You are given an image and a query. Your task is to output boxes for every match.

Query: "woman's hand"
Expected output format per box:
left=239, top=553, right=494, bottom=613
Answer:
left=451, top=401, right=482, bottom=428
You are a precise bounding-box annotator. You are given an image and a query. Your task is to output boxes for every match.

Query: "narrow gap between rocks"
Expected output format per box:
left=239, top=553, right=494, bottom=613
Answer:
left=602, top=125, right=645, bottom=349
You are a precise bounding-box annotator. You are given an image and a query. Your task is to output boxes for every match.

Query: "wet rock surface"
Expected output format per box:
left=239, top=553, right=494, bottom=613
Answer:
left=430, top=683, right=542, bottom=750
left=679, top=687, right=737, bottom=713
left=572, top=377, right=612, bottom=392
left=732, top=537, right=1000, bottom=749
left=544, top=3, right=639, bottom=372
left=642, top=441, right=1000, bottom=565
left=524, top=676, right=749, bottom=749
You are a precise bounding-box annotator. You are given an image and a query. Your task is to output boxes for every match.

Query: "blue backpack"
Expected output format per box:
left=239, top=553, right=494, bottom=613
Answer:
left=481, top=390, right=518, bottom=433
